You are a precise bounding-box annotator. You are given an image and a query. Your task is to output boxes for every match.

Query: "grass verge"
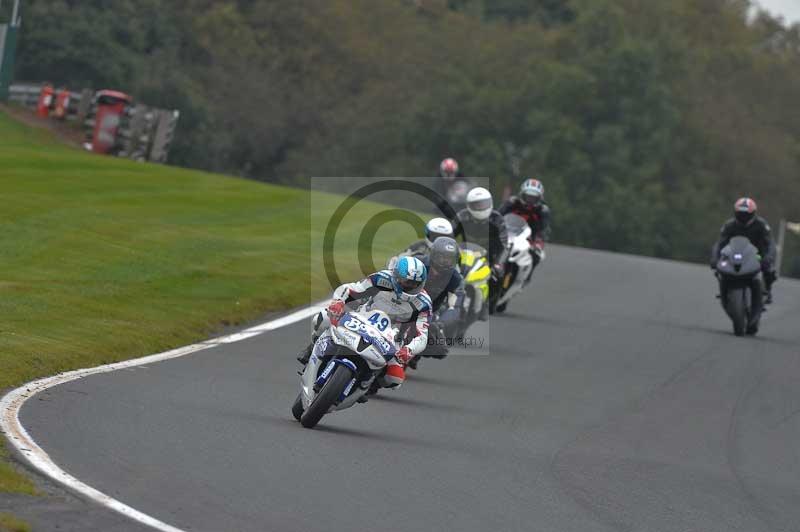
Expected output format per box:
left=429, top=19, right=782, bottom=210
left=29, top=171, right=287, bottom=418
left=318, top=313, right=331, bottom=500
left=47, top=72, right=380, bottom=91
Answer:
left=0, top=513, right=31, bottom=532
left=0, top=109, right=417, bottom=492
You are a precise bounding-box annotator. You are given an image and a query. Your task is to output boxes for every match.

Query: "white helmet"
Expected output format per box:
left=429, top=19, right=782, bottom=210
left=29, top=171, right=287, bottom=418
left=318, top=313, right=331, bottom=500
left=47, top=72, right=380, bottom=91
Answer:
left=425, top=217, right=454, bottom=245
left=466, top=187, right=493, bottom=221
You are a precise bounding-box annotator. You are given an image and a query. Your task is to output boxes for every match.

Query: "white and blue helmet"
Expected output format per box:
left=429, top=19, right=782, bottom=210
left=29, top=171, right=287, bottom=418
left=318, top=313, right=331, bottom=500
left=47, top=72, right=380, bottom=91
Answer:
left=392, top=256, right=427, bottom=297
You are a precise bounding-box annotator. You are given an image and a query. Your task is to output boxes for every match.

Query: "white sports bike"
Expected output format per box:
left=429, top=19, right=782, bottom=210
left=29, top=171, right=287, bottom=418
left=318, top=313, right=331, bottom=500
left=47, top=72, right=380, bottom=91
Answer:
left=292, top=309, right=399, bottom=428
left=495, top=213, right=541, bottom=313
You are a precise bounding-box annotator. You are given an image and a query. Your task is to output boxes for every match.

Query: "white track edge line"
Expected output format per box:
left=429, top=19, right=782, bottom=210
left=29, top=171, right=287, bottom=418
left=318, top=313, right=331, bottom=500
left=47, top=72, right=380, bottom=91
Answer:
left=0, top=303, right=325, bottom=532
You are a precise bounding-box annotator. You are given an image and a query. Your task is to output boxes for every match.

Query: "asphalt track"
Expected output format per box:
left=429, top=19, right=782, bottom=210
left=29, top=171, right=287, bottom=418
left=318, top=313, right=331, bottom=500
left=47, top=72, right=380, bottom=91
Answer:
left=19, top=245, right=800, bottom=532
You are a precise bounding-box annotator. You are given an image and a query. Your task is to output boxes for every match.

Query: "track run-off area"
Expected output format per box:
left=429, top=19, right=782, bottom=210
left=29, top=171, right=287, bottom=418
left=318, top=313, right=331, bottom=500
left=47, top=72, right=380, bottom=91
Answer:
left=12, top=245, right=800, bottom=532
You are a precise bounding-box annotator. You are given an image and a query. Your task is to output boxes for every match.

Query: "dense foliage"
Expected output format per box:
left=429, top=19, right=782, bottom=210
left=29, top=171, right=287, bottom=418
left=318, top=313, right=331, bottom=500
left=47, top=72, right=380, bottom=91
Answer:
left=11, top=0, right=800, bottom=272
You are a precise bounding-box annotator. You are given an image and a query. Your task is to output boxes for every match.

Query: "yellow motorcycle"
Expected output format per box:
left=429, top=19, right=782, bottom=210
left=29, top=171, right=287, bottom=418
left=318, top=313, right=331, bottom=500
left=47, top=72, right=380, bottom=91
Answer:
left=459, top=243, right=492, bottom=330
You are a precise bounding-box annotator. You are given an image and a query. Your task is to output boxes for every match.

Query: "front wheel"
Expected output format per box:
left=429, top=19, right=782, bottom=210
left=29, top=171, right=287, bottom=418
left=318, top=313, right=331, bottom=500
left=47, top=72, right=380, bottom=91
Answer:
left=727, top=287, right=747, bottom=337
left=300, top=365, right=353, bottom=428
left=291, top=393, right=304, bottom=421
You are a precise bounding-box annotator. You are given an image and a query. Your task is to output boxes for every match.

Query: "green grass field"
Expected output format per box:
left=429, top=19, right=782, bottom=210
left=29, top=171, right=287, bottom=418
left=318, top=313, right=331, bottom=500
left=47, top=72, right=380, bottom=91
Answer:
left=0, top=109, right=417, bottom=494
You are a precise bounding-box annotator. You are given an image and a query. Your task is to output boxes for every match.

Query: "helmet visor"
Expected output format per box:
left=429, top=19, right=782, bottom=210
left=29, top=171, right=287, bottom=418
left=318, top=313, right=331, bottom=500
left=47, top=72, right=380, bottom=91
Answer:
left=432, top=252, right=457, bottom=270
left=521, top=192, right=542, bottom=206
left=397, top=277, right=424, bottom=294
left=735, top=211, right=754, bottom=225
left=467, top=198, right=493, bottom=212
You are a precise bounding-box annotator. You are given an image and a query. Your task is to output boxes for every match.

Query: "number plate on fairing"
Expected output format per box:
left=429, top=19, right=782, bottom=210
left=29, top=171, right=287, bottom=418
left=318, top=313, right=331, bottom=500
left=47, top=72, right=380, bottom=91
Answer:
left=340, top=314, right=396, bottom=359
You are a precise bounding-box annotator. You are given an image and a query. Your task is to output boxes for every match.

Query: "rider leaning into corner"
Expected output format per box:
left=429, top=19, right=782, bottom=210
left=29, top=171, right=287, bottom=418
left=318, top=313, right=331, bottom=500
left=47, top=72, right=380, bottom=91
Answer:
left=296, top=256, right=432, bottom=388
left=451, top=186, right=509, bottom=319
left=710, top=197, right=777, bottom=303
left=499, top=178, right=551, bottom=282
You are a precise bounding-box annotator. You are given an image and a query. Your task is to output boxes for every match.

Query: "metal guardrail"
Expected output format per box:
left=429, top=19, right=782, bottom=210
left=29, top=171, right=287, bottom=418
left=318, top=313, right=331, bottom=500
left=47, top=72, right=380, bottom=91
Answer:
left=8, top=82, right=43, bottom=108
left=7, top=82, right=179, bottom=163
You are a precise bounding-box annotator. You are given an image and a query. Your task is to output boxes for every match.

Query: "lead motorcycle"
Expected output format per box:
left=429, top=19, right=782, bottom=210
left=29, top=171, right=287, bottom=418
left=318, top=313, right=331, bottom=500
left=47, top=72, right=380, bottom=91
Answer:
left=495, top=213, right=536, bottom=314
left=292, top=309, right=399, bottom=428
left=715, top=236, right=764, bottom=336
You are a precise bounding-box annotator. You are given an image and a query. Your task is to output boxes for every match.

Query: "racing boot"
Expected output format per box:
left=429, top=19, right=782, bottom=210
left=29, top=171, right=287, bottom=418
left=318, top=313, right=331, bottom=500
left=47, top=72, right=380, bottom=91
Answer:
left=296, top=341, right=314, bottom=364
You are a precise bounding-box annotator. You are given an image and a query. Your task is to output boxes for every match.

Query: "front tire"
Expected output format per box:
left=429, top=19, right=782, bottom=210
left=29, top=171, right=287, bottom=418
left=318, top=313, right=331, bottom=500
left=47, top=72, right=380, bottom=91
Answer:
left=291, top=393, right=304, bottom=421
left=727, top=288, right=747, bottom=337
left=300, top=365, right=353, bottom=428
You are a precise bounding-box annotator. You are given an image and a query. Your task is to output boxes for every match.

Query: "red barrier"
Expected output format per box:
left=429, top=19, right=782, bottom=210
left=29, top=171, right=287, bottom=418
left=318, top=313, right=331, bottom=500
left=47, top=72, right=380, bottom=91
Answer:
left=37, top=84, right=54, bottom=118
left=53, top=89, right=71, bottom=120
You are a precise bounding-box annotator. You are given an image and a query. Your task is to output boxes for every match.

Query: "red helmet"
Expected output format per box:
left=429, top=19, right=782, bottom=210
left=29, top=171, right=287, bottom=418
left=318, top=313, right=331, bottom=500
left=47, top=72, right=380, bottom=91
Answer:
left=733, top=197, right=757, bottom=226
left=439, top=158, right=459, bottom=180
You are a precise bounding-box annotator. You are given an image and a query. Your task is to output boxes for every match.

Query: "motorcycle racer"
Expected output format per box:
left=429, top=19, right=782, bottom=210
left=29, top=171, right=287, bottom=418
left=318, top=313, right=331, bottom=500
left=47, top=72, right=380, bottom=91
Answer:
left=499, top=178, right=551, bottom=281
left=710, top=197, right=777, bottom=303
left=296, top=257, right=432, bottom=387
left=452, top=187, right=509, bottom=318
left=421, top=237, right=464, bottom=313
left=411, top=237, right=464, bottom=365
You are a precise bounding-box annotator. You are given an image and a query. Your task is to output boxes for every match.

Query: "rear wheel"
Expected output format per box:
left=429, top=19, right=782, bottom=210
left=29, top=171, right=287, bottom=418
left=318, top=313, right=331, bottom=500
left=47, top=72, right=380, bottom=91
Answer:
left=300, top=365, right=353, bottom=429
left=728, top=288, right=747, bottom=337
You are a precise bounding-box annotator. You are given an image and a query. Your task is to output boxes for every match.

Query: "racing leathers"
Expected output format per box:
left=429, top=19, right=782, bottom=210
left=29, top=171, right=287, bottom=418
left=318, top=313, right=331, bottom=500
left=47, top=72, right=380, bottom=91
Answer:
left=416, top=256, right=465, bottom=361
left=710, top=216, right=777, bottom=296
left=499, top=196, right=551, bottom=280
left=452, top=209, right=509, bottom=276
left=420, top=255, right=465, bottom=314
left=298, top=270, right=432, bottom=387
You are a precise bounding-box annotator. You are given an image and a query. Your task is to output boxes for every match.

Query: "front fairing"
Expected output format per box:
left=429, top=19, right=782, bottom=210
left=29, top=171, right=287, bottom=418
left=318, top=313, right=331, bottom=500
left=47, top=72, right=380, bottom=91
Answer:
left=330, top=312, right=396, bottom=370
left=718, top=237, right=760, bottom=277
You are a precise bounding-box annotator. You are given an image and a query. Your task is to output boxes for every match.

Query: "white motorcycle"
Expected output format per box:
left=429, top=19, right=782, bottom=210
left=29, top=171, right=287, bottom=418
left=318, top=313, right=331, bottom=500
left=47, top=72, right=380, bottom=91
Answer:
left=495, top=213, right=539, bottom=314
left=291, top=309, right=399, bottom=428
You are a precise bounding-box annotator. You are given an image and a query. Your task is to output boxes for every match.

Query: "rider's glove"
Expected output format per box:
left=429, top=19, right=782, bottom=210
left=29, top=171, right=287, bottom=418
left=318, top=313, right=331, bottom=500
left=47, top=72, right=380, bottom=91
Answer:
left=326, top=299, right=346, bottom=325
left=492, top=263, right=505, bottom=279
left=396, top=346, right=413, bottom=365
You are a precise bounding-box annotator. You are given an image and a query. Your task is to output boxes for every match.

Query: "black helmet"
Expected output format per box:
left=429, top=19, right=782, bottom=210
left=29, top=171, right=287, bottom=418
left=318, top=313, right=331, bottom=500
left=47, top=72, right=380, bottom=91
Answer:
left=429, top=236, right=459, bottom=272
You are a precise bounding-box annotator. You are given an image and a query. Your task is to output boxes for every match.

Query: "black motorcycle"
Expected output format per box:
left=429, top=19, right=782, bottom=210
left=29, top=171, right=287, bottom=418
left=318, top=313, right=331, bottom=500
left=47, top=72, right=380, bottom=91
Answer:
left=715, top=236, right=764, bottom=336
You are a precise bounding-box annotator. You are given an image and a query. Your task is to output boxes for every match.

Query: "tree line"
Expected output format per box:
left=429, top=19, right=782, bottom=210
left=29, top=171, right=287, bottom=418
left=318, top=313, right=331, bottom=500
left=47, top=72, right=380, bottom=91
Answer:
left=13, top=0, right=800, bottom=274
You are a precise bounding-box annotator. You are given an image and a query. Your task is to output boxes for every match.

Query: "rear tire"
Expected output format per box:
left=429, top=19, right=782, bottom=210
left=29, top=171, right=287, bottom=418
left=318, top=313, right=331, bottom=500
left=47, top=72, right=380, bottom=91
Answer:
left=728, top=288, right=747, bottom=337
left=300, top=365, right=353, bottom=429
left=291, top=393, right=304, bottom=421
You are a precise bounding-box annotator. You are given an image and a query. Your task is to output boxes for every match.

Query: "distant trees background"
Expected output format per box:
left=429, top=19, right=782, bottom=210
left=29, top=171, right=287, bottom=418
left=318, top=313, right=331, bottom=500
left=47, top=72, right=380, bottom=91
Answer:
left=12, top=0, right=800, bottom=273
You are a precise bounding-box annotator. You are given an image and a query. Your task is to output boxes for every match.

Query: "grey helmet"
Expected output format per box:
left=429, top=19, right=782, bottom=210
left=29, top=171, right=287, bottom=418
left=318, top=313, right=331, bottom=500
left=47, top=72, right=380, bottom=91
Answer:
left=429, top=236, right=459, bottom=272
